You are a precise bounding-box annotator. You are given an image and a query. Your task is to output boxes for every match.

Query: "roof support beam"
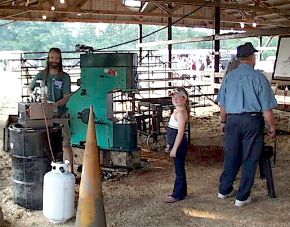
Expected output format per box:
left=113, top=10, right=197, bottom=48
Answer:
left=1, top=6, right=289, bottom=27
left=155, top=3, right=171, bottom=14
left=140, top=0, right=290, bottom=15
left=137, top=27, right=290, bottom=47
left=70, top=0, right=89, bottom=8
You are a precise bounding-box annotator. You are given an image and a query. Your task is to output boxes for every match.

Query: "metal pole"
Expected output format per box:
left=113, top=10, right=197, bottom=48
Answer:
left=139, top=24, right=143, bottom=64
left=214, top=6, right=220, bottom=73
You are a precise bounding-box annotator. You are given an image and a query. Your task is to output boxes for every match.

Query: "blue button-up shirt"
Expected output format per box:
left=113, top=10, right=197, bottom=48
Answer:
left=217, top=64, right=277, bottom=113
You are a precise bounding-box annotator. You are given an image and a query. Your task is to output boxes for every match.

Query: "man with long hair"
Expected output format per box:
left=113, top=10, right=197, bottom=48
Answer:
left=29, top=47, right=74, bottom=173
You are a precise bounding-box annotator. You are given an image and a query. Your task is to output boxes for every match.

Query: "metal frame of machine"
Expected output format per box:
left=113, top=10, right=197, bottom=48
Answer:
left=67, top=52, right=141, bottom=168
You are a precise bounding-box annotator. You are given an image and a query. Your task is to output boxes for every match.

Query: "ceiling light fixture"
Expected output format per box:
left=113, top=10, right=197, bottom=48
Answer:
left=252, top=22, right=257, bottom=28
left=60, top=0, right=65, bottom=4
left=42, top=15, right=47, bottom=20
left=240, top=22, right=245, bottom=29
left=51, top=6, right=55, bottom=11
left=77, top=13, right=82, bottom=16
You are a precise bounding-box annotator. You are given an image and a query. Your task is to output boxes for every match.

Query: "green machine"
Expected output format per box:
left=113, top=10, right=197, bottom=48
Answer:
left=67, top=53, right=140, bottom=168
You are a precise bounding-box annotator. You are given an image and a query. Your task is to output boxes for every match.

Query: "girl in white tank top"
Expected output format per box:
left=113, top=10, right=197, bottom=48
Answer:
left=163, top=88, right=190, bottom=203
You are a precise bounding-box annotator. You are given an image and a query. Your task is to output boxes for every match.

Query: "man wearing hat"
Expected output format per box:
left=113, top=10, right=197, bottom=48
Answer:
left=216, top=42, right=277, bottom=207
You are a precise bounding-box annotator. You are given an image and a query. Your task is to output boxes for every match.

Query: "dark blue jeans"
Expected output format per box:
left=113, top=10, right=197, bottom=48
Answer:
left=167, top=127, right=188, bottom=200
left=219, top=113, right=264, bottom=201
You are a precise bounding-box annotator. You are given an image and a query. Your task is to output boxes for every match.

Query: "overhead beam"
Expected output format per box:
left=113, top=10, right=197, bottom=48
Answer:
left=140, top=0, right=290, bottom=15
left=70, top=0, right=89, bottom=9
left=0, top=14, right=243, bottom=30
left=0, top=10, right=31, bottom=20
left=154, top=3, right=182, bottom=14
left=154, top=3, right=171, bottom=14
left=0, top=6, right=289, bottom=27
left=136, top=27, right=290, bottom=47
left=216, top=27, right=290, bottom=39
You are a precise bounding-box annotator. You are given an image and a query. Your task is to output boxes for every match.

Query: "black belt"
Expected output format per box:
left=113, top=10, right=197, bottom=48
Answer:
left=228, top=112, right=262, bottom=116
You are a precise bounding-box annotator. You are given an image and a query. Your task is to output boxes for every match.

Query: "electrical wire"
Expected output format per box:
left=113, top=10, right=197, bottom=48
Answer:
left=94, top=1, right=211, bottom=51
left=41, top=102, right=56, bottom=162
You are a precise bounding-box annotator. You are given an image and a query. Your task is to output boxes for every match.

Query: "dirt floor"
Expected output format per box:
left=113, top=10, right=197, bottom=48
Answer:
left=1, top=105, right=290, bottom=227
left=1, top=73, right=290, bottom=226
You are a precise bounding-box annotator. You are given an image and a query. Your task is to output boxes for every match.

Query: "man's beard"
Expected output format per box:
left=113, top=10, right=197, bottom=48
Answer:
left=49, top=61, right=60, bottom=69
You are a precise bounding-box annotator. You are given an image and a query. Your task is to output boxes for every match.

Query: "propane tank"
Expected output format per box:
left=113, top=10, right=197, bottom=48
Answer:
left=43, top=161, right=75, bottom=224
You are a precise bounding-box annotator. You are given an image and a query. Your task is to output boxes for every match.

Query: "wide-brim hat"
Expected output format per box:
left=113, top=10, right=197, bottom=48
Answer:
left=236, top=42, right=258, bottom=58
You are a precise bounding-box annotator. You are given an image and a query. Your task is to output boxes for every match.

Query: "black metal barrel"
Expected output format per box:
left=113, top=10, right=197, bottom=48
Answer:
left=9, top=124, right=63, bottom=210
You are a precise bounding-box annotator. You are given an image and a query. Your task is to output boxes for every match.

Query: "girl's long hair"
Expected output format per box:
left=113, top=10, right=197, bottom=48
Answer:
left=176, top=87, right=191, bottom=121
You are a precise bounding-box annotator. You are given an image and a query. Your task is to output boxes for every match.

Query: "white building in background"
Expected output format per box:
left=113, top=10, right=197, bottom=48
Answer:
left=0, top=51, right=23, bottom=71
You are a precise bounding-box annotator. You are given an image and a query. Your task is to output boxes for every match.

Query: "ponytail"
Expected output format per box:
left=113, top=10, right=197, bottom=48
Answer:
left=176, top=87, right=191, bottom=121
